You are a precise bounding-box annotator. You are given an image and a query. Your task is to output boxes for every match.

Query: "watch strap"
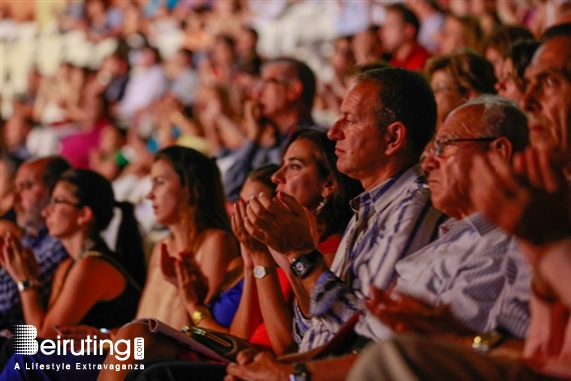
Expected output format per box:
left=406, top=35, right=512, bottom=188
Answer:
left=290, top=250, right=321, bottom=279
left=290, top=362, right=310, bottom=381
left=17, top=279, right=37, bottom=292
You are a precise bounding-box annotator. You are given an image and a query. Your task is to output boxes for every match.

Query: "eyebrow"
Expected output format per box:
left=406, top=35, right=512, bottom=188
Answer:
left=286, top=157, right=305, bottom=164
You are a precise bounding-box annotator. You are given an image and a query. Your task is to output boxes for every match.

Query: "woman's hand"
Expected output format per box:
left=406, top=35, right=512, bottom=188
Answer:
left=175, top=256, right=209, bottom=310
left=160, top=242, right=178, bottom=286
left=231, top=199, right=270, bottom=269
left=0, top=232, right=39, bottom=282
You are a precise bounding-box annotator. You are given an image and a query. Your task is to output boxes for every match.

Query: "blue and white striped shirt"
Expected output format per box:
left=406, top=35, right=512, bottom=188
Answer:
left=295, top=165, right=443, bottom=352
left=394, top=212, right=531, bottom=339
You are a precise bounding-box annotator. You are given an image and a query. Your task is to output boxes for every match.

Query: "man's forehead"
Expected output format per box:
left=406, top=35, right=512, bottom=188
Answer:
left=16, top=162, right=44, bottom=183
left=342, top=82, right=375, bottom=110
left=439, top=105, right=481, bottom=137
left=262, top=62, right=290, bottom=78
left=526, top=37, right=571, bottom=78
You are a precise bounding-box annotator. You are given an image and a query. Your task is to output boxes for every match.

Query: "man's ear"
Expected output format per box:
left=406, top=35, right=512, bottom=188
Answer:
left=287, top=79, right=304, bottom=102
left=487, top=137, right=513, bottom=163
left=404, top=24, right=416, bottom=41
left=384, top=122, right=408, bottom=156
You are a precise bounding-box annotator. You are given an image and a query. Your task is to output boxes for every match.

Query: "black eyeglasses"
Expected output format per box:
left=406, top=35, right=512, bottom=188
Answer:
left=425, top=137, right=499, bottom=158
left=47, top=197, right=81, bottom=209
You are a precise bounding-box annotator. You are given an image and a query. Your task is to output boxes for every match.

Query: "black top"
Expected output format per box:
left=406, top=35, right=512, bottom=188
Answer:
left=63, top=238, right=141, bottom=328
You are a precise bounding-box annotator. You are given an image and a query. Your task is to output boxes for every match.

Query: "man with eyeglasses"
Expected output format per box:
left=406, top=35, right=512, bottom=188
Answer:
left=0, top=157, right=70, bottom=331
left=222, top=58, right=317, bottom=201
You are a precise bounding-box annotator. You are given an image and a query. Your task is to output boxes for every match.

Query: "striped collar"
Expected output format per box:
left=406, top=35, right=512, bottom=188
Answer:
left=350, top=164, right=427, bottom=216
left=439, top=212, right=497, bottom=237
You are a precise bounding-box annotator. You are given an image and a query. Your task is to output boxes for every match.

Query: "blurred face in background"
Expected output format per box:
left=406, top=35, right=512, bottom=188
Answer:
left=239, top=178, right=273, bottom=202
left=255, top=62, right=292, bottom=119
left=437, top=17, right=465, bottom=54
left=496, top=58, right=523, bottom=103
left=330, top=37, right=355, bottom=77
left=381, top=10, right=408, bottom=53
left=485, top=47, right=504, bottom=81
left=430, top=69, right=466, bottom=127
left=13, top=162, right=50, bottom=234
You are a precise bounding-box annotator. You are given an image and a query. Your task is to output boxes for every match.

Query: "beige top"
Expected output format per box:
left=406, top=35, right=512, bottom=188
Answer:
left=136, top=244, right=191, bottom=329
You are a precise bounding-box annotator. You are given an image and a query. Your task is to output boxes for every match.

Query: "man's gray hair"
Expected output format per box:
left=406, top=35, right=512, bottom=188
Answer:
left=455, top=95, right=529, bottom=153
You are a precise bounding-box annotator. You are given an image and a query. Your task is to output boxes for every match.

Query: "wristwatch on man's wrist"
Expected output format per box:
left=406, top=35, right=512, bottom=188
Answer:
left=290, top=250, right=321, bottom=279
left=289, top=362, right=310, bottom=381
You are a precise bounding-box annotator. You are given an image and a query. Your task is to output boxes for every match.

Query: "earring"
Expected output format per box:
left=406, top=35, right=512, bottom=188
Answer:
left=316, top=197, right=328, bottom=214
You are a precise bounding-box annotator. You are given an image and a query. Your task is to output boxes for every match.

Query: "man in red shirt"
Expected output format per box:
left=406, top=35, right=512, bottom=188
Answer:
left=381, top=3, right=431, bottom=72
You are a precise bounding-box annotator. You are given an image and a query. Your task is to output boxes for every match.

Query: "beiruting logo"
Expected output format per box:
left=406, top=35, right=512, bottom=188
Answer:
left=12, top=325, right=144, bottom=372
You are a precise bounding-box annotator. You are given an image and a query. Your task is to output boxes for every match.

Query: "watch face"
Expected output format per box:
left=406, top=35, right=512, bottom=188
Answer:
left=253, top=266, right=267, bottom=279
left=293, top=260, right=307, bottom=273
left=291, top=256, right=311, bottom=278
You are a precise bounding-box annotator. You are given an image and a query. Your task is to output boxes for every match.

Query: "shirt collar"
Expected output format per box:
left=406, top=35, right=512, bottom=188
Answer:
left=350, top=164, right=426, bottom=215
left=439, top=212, right=497, bottom=237
left=22, top=226, right=49, bottom=248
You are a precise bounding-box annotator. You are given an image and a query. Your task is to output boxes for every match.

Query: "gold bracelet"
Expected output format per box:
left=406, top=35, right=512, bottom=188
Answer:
left=191, top=306, right=211, bottom=326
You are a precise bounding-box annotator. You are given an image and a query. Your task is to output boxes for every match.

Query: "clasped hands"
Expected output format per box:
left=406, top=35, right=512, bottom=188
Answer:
left=0, top=232, right=39, bottom=283
left=240, top=191, right=317, bottom=259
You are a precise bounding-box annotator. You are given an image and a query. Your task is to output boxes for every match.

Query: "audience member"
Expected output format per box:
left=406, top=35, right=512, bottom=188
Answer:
left=426, top=49, right=496, bottom=128
left=381, top=3, right=431, bottom=71
left=481, top=25, right=535, bottom=81
left=405, top=0, right=445, bottom=53
left=222, top=58, right=316, bottom=201
left=521, top=22, right=571, bottom=151
left=495, top=40, right=540, bottom=104
left=437, top=14, right=482, bottom=54
left=0, top=153, right=22, bottom=223
left=0, top=157, right=70, bottom=330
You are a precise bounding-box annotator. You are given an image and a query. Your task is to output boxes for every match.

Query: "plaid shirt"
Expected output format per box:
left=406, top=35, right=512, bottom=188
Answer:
left=0, top=227, right=68, bottom=329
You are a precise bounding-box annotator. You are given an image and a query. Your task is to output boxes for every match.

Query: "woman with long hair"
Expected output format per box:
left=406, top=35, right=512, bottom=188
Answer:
left=135, top=146, right=239, bottom=328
